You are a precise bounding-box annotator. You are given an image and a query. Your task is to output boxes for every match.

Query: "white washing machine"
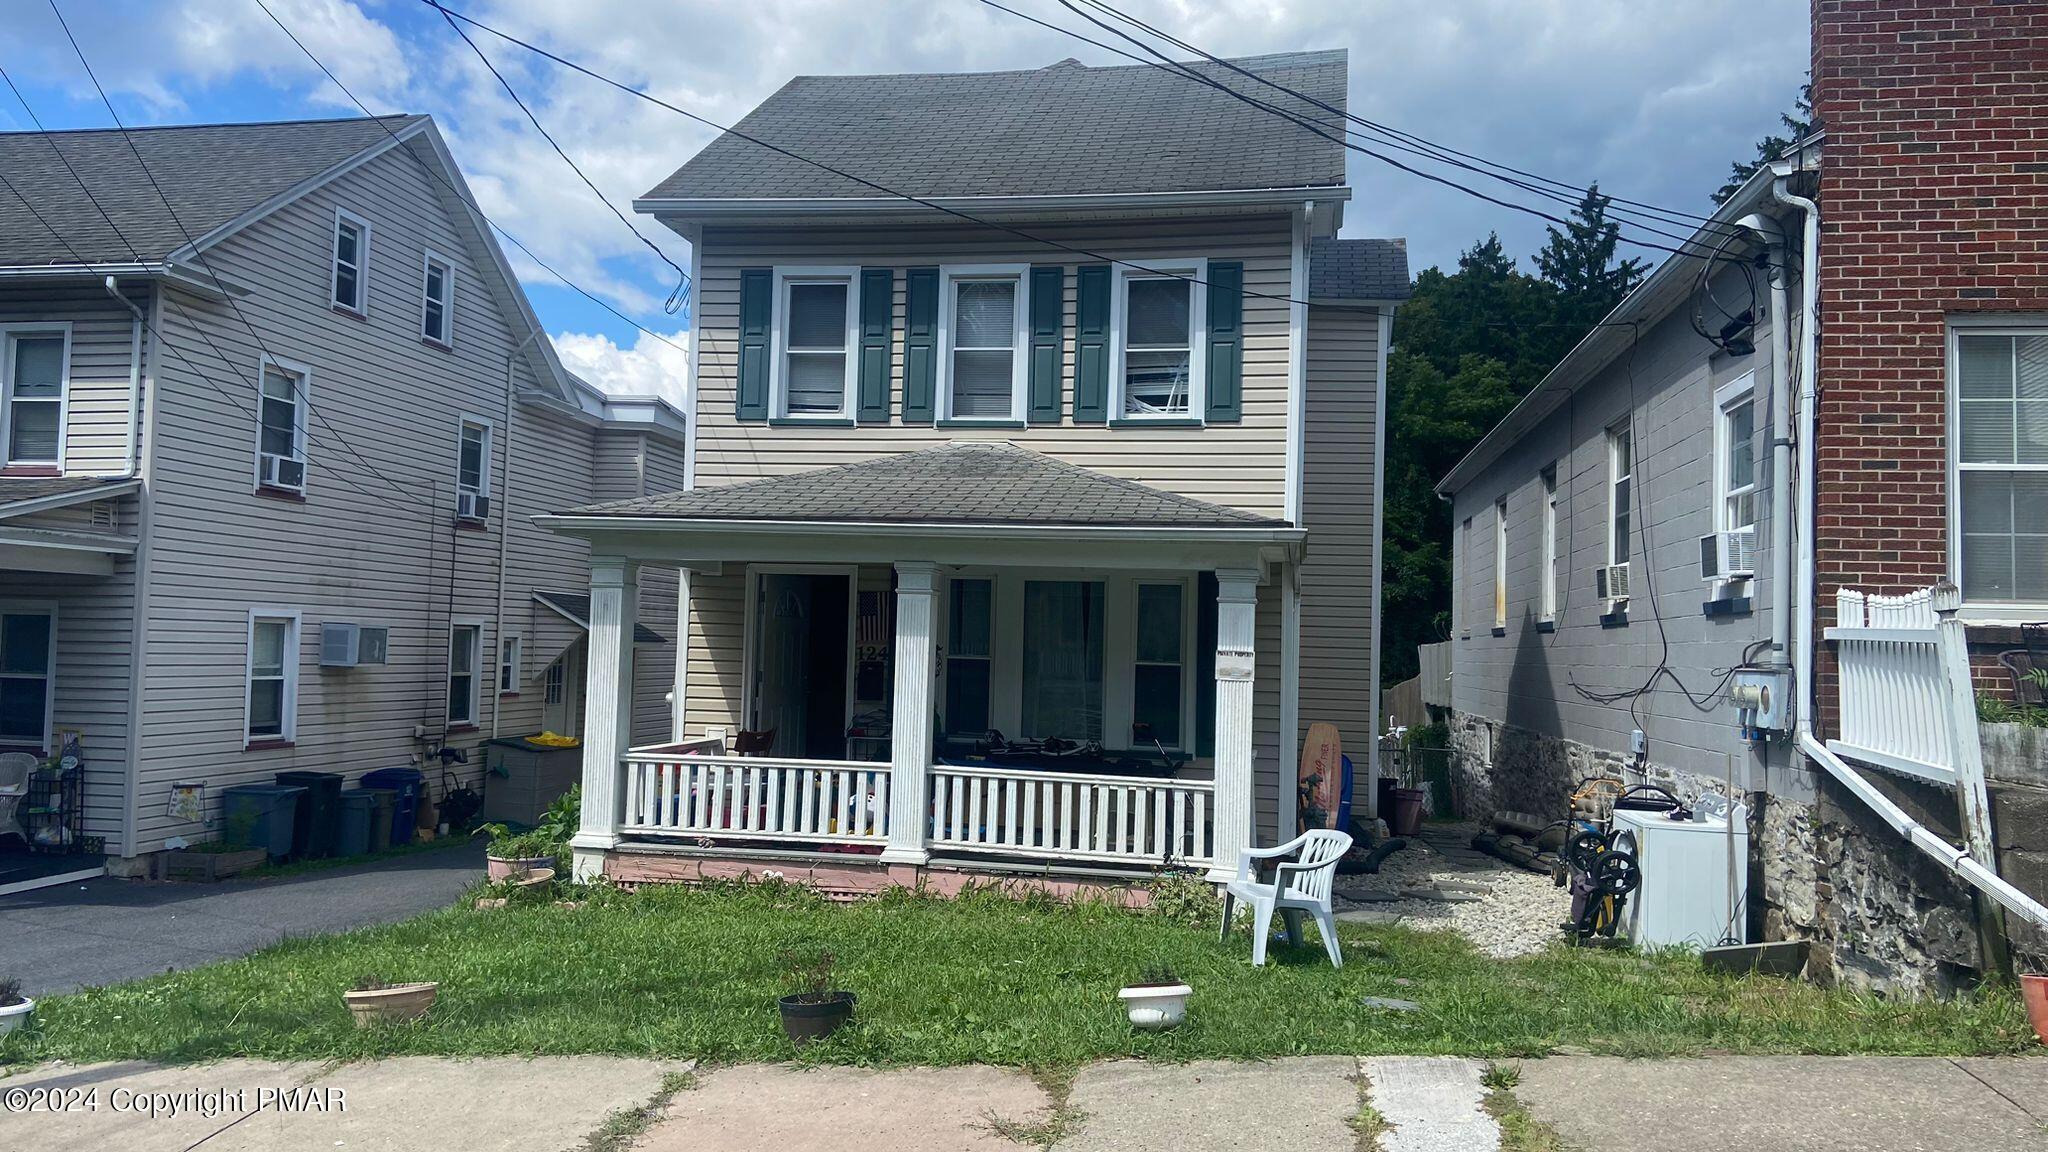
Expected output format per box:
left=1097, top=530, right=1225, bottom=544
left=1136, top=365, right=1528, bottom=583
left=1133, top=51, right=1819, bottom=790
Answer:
left=1612, top=798, right=1749, bottom=950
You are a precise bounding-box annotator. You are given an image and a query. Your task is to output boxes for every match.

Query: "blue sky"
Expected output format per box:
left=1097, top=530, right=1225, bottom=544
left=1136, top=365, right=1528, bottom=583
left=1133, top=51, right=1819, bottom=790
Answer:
left=0, top=0, right=1808, bottom=395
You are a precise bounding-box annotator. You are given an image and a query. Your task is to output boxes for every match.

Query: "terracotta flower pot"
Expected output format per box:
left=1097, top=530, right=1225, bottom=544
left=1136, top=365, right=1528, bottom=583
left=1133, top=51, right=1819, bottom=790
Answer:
left=343, top=982, right=438, bottom=1028
left=2021, top=974, right=2048, bottom=1046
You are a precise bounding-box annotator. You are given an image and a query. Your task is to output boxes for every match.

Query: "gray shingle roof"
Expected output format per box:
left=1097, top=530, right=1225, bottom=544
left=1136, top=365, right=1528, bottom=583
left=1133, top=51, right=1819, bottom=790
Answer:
left=0, top=116, right=423, bottom=268
left=643, top=52, right=1346, bottom=201
left=1309, top=238, right=1411, bottom=301
left=0, top=475, right=132, bottom=514
left=569, top=442, right=1286, bottom=529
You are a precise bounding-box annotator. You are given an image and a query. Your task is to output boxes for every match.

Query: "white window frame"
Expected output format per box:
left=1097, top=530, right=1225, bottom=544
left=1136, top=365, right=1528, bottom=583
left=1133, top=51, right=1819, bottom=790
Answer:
left=0, top=324, right=71, bottom=470
left=330, top=207, right=370, bottom=316
left=543, top=657, right=566, bottom=706
left=448, top=620, right=485, bottom=728
left=1947, top=320, right=2048, bottom=619
left=0, top=600, right=57, bottom=752
left=1714, top=373, right=1759, bottom=538
left=1539, top=464, right=1559, bottom=623
left=1110, top=259, right=1208, bottom=422
left=420, top=249, right=454, bottom=347
left=769, top=266, right=859, bottom=421
left=1608, top=424, right=1634, bottom=568
left=1459, top=516, right=1474, bottom=639
left=244, top=607, right=301, bottom=746
left=1493, top=496, right=1509, bottom=631
left=252, top=354, right=311, bottom=495
left=455, top=415, right=492, bottom=501
left=499, top=633, right=522, bottom=696
left=936, top=263, right=1029, bottom=423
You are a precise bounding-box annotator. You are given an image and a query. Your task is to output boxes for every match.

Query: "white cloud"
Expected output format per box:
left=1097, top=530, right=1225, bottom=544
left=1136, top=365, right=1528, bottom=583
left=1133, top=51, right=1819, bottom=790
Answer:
left=9, top=0, right=1809, bottom=316
left=554, top=328, right=689, bottom=404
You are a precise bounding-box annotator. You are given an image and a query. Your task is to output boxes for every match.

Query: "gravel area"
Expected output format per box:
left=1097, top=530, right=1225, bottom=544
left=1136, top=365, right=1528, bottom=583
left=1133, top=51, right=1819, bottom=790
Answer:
left=1333, top=822, right=1572, bottom=959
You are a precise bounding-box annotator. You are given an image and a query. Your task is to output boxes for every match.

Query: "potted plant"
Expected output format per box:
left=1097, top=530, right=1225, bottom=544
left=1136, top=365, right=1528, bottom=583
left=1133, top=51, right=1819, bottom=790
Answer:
left=475, top=823, right=559, bottom=880
left=0, top=978, right=32, bottom=1036
left=1117, top=964, right=1191, bottom=1031
left=341, top=975, right=438, bottom=1028
left=777, top=949, right=855, bottom=1046
left=2022, top=972, right=2048, bottom=1046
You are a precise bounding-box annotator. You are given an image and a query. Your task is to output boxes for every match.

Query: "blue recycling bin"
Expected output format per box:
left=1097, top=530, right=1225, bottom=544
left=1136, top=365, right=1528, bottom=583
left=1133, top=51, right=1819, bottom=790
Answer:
left=221, top=783, right=306, bottom=860
left=358, top=767, right=424, bottom=846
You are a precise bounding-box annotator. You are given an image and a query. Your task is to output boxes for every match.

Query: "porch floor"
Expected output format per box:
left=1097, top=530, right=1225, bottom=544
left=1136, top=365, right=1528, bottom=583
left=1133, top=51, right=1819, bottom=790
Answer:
left=0, top=844, right=104, bottom=896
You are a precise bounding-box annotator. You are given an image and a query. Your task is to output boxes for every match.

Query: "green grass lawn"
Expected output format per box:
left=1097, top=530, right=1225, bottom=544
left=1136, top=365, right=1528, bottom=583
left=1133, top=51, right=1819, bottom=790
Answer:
left=0, top=880, right=2032, bottom=1068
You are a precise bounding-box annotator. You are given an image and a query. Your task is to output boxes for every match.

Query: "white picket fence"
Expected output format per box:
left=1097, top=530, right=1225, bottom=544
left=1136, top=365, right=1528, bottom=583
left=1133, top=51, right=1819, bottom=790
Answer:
left=1824, top=587, right=1959, bottom=784
left=928, top=764, right=1215, bottom=868
left=620, top=744, right=890, bottom=845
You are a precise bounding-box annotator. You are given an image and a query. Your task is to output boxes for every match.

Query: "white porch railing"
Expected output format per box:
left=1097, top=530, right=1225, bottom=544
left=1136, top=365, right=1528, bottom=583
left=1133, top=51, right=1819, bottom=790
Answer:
left=1825, top=588, right=1959, bottom=784
left=929, top=763, right=1215, bottom=868
left=620, top=741, right=890, bottom=846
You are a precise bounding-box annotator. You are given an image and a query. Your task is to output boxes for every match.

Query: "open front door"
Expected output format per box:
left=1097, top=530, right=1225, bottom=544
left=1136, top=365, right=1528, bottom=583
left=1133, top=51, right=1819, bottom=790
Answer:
left=750, top=571, right=852, bottom=760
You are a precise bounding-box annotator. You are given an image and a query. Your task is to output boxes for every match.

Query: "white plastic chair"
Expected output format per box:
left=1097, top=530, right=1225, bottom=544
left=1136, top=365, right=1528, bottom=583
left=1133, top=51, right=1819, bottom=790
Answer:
left=0, top=752, right=34, bottom=845
left=1219, top=829, right=1354, bottom=967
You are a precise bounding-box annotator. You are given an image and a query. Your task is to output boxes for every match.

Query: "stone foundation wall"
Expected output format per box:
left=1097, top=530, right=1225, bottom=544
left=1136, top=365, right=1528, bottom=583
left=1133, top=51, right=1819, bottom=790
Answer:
left=1448, top=710, right=2048, bottom=997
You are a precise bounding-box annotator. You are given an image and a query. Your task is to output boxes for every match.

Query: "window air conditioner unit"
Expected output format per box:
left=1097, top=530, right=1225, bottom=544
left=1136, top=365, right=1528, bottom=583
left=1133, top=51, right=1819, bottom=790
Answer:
left=457, top=491, right=490, bottom=521
left=259, top=452, right=305, bottom=492
left=320, top=623, right=389, bottom=667
left=1699, top=529, right=1758, bottom=583
left=1595, top=562, right=1632, bottom=603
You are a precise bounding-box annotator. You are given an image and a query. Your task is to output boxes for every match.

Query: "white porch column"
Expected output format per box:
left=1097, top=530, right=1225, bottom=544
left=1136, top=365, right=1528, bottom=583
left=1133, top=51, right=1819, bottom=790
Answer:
left=571, top=555, right=639, bottom=881
left=670, top=568, right=691, bottom=741
left=881, top=561, right=938, bottom=865
left=1209, top=568, right=1260, bottom=882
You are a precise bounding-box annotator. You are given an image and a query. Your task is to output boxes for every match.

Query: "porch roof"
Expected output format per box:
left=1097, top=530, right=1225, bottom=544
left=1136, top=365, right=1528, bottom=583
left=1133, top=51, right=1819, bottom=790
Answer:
left=564, top=442, right=1288, bottom=531
left=534, top=590, right=668, bottom=645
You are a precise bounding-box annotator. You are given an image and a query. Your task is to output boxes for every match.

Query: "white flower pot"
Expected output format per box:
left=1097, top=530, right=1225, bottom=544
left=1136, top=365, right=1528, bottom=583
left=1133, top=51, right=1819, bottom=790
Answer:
left=1118, top=983, right=1191, bottom=1030
left=0, top=998, right=33, bottom=1036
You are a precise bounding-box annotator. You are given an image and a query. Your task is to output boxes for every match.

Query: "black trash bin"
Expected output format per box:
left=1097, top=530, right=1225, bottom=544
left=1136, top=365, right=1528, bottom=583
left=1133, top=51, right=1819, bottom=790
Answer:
left=359, top=767, right=424, bottom=846
left=275, top=770, right=344, bottom=858
left=337, top=790, right=376, bottom=857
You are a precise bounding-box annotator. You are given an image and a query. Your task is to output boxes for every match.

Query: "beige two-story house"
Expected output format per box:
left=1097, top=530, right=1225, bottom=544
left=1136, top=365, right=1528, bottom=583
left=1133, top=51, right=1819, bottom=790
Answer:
left=544, top=51, right=1409, bottom=887
left=0, top=115, right=685, bottom=888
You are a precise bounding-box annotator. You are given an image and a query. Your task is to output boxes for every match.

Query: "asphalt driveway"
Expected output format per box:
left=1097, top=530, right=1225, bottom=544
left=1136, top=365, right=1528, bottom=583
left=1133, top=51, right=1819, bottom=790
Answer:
left=0, top=842, right=484, bottom=997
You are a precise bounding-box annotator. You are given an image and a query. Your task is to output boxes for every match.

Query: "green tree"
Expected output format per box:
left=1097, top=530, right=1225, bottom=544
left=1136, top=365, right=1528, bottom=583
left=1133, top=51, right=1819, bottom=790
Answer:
left=1713, top=83, right=1815, bottom=205
left=1534, top=185, right=1647, bottom=335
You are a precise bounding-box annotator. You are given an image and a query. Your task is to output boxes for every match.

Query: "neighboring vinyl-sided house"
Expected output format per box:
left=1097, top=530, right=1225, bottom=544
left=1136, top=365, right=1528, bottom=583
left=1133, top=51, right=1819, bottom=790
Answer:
left=1436, top=3, right=2048, bottom=995
left=0, top=115, right=686, bottom=888
left=546, top=50, right=1409, bottom=888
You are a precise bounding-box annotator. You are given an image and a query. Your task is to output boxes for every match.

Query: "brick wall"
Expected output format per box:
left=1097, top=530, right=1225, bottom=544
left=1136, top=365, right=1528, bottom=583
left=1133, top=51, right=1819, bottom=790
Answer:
left=1811, top=0, right=2048, bottom=731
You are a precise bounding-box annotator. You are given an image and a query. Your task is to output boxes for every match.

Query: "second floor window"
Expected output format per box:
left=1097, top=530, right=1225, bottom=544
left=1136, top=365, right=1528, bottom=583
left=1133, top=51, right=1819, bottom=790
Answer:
left=257, top=360, right=308, bottom=493
left=778, top=273, right=855, bottom=418
left=421, top=252, right=453, bottom=345
left=1609, top=425, right=1634, bottom=567
left=941, top=268, right=1026, bottom=421
left=3, top=330, right=65, bottom=468
left=1539, top=465, right=1559, bottom=622
left=456, top=419, right=490, bottom=517
left=1114, top=262, right=1206, bottom=420
left=1493, top=496, right=1509, bottom=630
left=331, top=209, right=369, bottom=314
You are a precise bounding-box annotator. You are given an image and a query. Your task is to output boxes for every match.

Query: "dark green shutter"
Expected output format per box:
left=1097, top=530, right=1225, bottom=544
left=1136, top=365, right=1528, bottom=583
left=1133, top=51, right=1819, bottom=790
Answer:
left=902, top=267, right=938, bottom=424
left=1027, top=265, right=1064, bottom=424
left=1072, top=264, right=1110, bottom=423
left=736, top=267, right=771, bottom=422
left=1205, top=260, right=1244, bottom=423
left=857, top=268, right=893, bottom=424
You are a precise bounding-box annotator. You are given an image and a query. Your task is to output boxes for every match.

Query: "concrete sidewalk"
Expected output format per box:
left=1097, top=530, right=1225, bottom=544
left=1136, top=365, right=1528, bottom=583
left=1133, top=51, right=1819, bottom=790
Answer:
left=0, top=842, right=484, bottom=996
left=1, top=1053, right=2043, bottom=1151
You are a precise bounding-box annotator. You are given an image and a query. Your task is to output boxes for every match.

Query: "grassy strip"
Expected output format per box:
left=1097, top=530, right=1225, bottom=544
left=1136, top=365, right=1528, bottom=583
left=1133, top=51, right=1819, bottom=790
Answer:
left=232, top=836, right=474, bottom=881
left=0, top=881, right=2031, bottom=1067
left=582, top=1065, right=697, bottom=1152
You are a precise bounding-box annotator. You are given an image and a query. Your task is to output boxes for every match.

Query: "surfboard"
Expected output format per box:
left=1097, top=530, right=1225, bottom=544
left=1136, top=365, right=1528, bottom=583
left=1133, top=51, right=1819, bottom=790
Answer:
left=1297, top=721, right=1343, bottom=833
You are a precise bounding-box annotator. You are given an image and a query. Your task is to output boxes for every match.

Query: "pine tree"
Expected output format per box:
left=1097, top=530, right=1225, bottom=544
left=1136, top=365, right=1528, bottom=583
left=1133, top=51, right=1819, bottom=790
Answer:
left=1713, top=84, right=1815, bottom=205
left=1535, top=185, right=1647, bottom=333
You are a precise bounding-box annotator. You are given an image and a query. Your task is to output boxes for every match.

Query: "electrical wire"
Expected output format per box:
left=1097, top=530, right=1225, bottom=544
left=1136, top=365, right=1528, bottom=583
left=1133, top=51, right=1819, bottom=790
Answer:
left=1042, top=0, right=1762, bottom=255
left=426, top=0, right=689, bottom=314
left=251, top=0, right=688, bottom=358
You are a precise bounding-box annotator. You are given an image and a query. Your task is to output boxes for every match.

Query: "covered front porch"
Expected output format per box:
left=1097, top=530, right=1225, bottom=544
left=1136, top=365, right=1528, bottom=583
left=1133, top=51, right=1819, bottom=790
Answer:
left=539, top=442, right=1302, bottom=884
